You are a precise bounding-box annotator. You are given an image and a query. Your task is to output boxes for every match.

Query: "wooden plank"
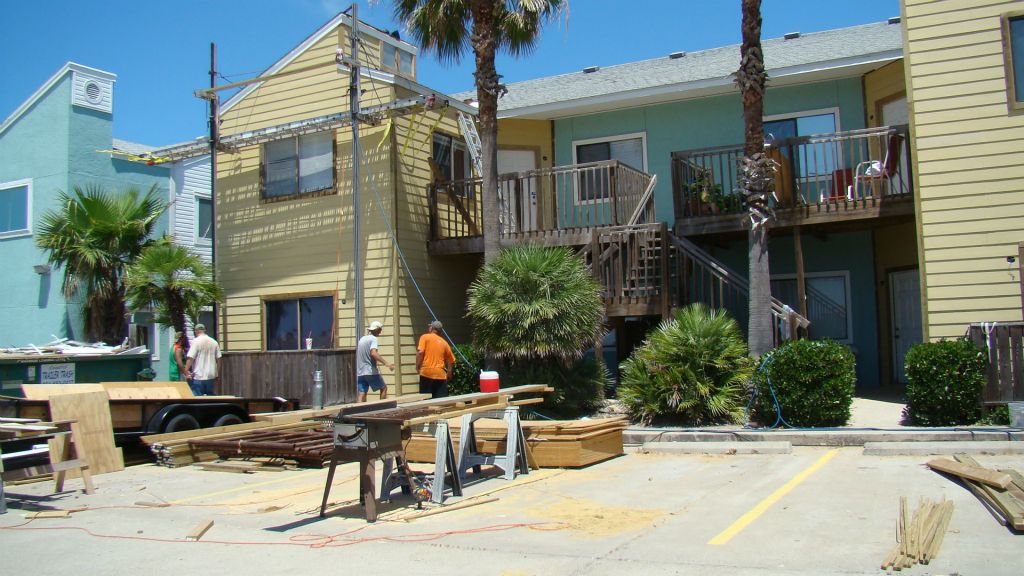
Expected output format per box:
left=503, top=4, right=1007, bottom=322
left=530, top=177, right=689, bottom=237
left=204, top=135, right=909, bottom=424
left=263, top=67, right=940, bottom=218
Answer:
left=21, top=384, right=105, bottom=401
left=100, top=381, right=194, bottom=399
left=185, top=519, right=214, bottom=541
left=24, top=510, right=71, bottom=519
left=954, top=455, right=1024, bottom=529
left=47, top=391, right=123, bottom=476
left=927, top=458, right=1013, bottom=489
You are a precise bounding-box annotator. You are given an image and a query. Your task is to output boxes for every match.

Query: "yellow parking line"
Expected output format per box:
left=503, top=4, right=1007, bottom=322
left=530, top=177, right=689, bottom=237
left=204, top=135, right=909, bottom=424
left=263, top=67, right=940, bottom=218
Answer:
left=708, top=449, right=839, bottom=545
left=170, top=469, right=324, bottom=504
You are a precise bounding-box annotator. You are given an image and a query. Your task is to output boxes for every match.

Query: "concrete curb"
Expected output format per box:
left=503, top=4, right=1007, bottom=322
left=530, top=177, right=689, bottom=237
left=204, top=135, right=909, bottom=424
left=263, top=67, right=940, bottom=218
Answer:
left=640, top=441, right=792, bottom=455
left=863, top=441, right=1024, bottom=456
left=625, top=427, right=1023, bottom=447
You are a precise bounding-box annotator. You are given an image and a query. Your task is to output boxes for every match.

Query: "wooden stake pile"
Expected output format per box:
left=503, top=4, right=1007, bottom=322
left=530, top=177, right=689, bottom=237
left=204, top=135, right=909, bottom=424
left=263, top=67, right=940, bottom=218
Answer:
left=927, top=454, right=1024, bottom=530
left=142, top=420, right=325, bottom=467
left=880, top=496, right=954, bottom=571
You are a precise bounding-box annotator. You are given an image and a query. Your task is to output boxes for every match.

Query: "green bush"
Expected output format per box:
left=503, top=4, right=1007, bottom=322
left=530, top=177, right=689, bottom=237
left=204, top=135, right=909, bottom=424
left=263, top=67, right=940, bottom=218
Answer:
left=618, top=304, right=753, bottom=426
left=750, top=339, right=856, bottom=428
left=448, top=343, right=485, bottom=396
left=904, top=338, right=986, bottom=426
left=504, top=357, right=607, bottom=419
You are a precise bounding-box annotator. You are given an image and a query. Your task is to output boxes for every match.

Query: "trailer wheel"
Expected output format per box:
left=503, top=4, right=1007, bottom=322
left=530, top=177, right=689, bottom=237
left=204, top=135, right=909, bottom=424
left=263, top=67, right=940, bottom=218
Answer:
left=212, top=413, right=245, bottom=428
left=163, top=413, right=201, bottom=433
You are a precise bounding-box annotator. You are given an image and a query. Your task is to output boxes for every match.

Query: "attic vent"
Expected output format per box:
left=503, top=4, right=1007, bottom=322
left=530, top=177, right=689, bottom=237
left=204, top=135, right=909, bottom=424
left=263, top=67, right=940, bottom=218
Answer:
left=669, top=51, right=685, bottom=59
left=888, top=16, right=901, bottom=24
left=84, top=81, right=103, bottom=105
left=784, top=31, right=800, bottom=40
left=582, top=66, right=600, bottom=74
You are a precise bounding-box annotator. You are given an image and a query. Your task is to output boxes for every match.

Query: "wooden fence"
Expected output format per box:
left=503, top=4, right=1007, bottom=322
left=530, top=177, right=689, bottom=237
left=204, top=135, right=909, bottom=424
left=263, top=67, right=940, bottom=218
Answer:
left=967, top=323, right=1024, bottom=404
left=219, top=349, right=357, bottom=408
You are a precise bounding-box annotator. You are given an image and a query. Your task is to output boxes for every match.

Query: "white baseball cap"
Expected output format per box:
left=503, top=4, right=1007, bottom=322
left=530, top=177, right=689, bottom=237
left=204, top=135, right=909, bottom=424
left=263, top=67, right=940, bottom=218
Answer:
left=368, top=320, right=383, bottom=331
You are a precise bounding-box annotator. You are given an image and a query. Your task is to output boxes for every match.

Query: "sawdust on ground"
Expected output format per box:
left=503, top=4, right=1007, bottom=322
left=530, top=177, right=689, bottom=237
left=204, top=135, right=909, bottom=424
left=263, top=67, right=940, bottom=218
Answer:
left=518, top=493, right=664, bottom=538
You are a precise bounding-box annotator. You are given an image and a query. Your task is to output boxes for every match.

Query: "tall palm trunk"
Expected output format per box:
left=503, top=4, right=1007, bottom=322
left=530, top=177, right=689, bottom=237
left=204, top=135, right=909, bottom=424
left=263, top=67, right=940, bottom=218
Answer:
left=738, top=0, right=773, bottom=357
left=471, top=0, right=502, bottom=265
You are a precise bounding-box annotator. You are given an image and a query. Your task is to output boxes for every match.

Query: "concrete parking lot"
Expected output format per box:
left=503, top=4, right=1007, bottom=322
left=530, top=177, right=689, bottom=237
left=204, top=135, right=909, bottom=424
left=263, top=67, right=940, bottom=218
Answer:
left=2, top=447, right=1022, bottom=575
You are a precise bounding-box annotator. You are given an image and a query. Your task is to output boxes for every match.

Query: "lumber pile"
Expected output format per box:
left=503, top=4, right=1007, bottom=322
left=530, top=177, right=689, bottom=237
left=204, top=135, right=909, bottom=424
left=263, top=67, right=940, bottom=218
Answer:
left=404, top=416, right=627, bottom=468
left=142, top=420, right=326, bottom=467
left=881, top=496, right=954, bottom=571
left=927, top=454, right=1024, bottom=530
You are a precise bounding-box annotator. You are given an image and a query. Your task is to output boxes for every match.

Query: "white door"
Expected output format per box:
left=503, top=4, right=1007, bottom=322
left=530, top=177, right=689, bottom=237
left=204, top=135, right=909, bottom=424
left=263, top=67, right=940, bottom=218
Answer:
left=890, top=268, right=922, bottom=384
left=498, top=149, right=538, bottom=232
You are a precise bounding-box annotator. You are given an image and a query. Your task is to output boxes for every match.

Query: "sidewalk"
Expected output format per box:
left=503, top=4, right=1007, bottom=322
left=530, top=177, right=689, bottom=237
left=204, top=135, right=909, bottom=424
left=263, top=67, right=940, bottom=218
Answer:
left=625, top=396, right=1024, bottom=449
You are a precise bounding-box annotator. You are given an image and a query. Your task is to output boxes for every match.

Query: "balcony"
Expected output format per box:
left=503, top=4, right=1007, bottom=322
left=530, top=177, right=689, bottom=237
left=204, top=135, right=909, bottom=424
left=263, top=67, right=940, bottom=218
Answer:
left=428, top=160, right=656, bottom=255
left=671, top=125, right=914, bottom=236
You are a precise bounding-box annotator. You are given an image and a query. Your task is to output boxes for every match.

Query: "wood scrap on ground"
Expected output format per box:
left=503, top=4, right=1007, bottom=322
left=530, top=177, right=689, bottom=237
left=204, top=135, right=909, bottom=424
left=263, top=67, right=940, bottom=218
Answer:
left=937, top=454, right=1024, bottom=530
left=880, top=496, right=954, bottom=571
left=185, top=519, right=214, bottom=541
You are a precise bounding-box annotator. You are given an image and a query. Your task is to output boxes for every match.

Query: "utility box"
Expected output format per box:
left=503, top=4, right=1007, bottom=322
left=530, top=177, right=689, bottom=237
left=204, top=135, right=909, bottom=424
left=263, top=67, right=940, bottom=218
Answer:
left=0, top=353, right=152, bottom=397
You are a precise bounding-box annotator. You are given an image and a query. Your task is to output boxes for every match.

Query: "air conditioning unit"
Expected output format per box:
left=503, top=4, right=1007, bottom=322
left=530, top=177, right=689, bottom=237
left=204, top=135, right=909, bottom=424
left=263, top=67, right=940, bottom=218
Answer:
left=71, top=68, right=114, bottom=113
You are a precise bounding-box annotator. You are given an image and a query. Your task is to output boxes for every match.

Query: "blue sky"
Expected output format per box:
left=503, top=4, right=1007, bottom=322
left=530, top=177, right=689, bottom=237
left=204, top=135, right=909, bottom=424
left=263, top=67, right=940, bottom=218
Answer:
left=1, top=0, right=901, bottom=147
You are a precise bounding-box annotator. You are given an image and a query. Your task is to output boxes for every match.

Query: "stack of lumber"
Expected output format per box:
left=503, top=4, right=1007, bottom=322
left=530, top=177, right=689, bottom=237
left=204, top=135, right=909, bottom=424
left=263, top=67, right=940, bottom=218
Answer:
left=142, top=420, right=326, bottom=467
left=927, top=454, right=1024, bottom=530
left=404, top=416, right=627, bottom=468
left=880, top=496, right=954, bottom=570
left=189, top=429, right=335, bottom=468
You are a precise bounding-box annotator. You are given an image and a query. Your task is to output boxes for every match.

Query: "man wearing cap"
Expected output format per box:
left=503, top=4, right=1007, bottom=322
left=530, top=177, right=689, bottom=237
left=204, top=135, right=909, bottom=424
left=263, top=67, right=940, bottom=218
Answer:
left=185, top=323, right=220, bottom=396
left=356, top=320, right=394, bottom=402
left=416, top=320, right=455, bottom=398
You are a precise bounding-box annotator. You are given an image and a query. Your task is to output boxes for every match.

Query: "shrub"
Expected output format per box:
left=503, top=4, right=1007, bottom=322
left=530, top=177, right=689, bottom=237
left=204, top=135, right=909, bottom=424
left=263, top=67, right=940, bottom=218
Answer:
left=618, top=304, right=753, bottom=426
left=750, top=339, right=856, bottom=428
left=466, top=246, right=605, bottom=362
left=505, top=357, right=607, bottom=419
left=448, top=343, right=485, bottom=397
left=904, top=338, right=986, bottom=426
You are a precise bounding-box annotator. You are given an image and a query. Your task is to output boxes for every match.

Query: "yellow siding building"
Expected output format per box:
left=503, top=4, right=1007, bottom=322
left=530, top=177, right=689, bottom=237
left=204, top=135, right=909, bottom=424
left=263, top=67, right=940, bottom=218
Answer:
left=213, top=12, right=479, bottom=395
left=902, top=0, right=1024, bottom=339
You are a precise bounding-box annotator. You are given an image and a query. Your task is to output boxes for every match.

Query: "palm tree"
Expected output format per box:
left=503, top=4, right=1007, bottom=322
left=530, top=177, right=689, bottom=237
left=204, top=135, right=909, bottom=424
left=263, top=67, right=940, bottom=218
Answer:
left=735, top=0, right=774, bottom=356
left=124, top=240, right=223, bottom=341
left=36, top=184, right=165, bottom=344
left=466, top=245, right=604, bottom=362
left=392, top=0, right=565, bottom=265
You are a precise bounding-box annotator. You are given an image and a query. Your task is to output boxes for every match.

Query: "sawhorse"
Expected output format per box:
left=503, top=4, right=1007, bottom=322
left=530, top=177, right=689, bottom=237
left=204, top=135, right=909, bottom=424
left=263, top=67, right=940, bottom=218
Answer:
left=457, top=406, right=528, bottom=483
left=382, top=420, right=462, bottom=504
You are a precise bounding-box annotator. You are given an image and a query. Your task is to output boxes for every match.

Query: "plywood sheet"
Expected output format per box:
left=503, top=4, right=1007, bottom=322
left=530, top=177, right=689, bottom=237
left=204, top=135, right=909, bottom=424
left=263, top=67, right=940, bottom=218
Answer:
left=47, top=391, right=123, bottom=476
left=101, top=381, right=193, bottom=399
left=21, top=384, right=105, bottom=400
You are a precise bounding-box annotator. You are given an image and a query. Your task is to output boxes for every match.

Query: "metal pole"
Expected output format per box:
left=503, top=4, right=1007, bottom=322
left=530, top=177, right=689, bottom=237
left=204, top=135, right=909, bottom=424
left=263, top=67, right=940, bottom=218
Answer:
left=350, top=3, right=362, bottom=345
left=209, top=42, right=221, bottom=344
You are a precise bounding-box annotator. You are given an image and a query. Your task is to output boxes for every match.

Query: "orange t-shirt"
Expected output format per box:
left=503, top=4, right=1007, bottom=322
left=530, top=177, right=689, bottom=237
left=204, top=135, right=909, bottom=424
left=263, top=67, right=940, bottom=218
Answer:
left=417, top=332, right=455, bottom=379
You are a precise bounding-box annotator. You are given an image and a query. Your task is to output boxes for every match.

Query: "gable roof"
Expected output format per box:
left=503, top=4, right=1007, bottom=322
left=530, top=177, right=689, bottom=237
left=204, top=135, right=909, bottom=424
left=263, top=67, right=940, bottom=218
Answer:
left=220, top=10, right=419, bottom=115
left=463, top=20, right=902, bottom=119
left=0, top=62, right=117, bottom=137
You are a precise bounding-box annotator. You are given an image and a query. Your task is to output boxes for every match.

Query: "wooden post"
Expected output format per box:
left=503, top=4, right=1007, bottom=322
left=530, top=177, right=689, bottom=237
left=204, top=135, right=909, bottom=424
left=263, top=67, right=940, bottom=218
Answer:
left=609, top=163, right=618, bottom=225
left=795, top=225, right=808, bottom=319
left=1018, top=242, right=1023, bottom=320
left=660, top=223, right=670, bottom=318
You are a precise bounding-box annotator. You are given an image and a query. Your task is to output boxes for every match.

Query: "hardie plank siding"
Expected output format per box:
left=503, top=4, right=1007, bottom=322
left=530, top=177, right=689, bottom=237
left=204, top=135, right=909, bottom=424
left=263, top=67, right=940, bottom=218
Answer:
left=214, top=21, right=473, bottom=395
left=170, top=156, right=211, bottom=262
left=903, top=0, right=1024, bottom=339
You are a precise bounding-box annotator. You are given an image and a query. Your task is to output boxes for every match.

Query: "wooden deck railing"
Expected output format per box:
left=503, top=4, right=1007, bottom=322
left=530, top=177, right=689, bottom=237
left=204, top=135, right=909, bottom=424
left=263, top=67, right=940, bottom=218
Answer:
left=671, top=125, right=912, bottom=220
left=430, top=160, right=656, bottom=241
left=967, top=322, right=1024, bottom=403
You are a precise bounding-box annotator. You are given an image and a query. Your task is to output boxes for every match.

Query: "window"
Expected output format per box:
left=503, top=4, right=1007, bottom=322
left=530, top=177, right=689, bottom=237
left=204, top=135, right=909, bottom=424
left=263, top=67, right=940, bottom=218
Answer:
left=1004, top=13, right=1024, bottom=109
left=771, top=272, right=852, bottom=343
left=265, top=296, right=334, bottom=351
left=262, top=132, right=334, bottom=199
left=381, top=42, right=415, bottom=76
left=432, top=132, right=473, bottom=196
left=572, top=133, right=646, bottom=203
left=0, top=179, right=31, bottom=239
left=764, top=110, right=839, bottom=178
left=197, top=308, right=217, bottom=340
left=196, top=197, right=212, bottom=242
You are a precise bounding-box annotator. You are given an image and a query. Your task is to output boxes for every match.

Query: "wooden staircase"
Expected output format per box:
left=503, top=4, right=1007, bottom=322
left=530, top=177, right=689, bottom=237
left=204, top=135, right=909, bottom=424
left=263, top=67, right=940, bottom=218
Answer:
left=584, top=223, right=808, bottom=345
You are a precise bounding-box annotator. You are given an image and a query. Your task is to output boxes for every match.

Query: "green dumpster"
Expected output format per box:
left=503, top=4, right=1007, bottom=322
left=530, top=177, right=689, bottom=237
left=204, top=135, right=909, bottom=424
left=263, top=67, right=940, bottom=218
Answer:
left=0, top=353, right=152, bottom=397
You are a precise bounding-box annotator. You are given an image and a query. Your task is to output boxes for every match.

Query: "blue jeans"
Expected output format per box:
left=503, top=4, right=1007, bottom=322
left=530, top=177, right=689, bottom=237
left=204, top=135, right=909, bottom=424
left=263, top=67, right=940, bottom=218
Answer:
left=190, top=378, right=215, bottom=396
left=357, top=374, right=385, bottom=393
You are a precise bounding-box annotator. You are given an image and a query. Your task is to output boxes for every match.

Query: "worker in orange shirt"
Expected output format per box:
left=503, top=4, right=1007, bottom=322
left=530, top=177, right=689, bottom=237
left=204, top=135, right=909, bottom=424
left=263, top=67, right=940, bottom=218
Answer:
left=416, top=320, right=456, bottom=398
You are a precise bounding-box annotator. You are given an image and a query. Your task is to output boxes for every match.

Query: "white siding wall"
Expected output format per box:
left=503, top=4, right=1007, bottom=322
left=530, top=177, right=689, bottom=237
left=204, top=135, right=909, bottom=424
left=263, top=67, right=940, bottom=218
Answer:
left=170, top=155, right=212, bottom=262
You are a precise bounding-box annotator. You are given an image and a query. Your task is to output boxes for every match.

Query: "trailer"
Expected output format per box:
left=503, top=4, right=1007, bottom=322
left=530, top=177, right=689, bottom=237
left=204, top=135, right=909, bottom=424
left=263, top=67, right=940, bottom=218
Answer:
left=0, top=381, right=297, bottom=438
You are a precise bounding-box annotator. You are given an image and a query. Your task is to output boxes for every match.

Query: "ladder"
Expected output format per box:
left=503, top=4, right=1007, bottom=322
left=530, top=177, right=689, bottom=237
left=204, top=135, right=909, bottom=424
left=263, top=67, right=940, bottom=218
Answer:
left=457, top=111, right=518, bottom=233
left=457, top=111, right=483, bottom=176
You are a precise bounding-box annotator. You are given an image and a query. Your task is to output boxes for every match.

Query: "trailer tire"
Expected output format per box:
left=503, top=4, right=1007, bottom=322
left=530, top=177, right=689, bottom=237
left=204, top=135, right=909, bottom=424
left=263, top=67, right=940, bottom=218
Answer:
left=212, top=413, right=245, bottom=428
left=163, top=413, right=201, bottom=433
